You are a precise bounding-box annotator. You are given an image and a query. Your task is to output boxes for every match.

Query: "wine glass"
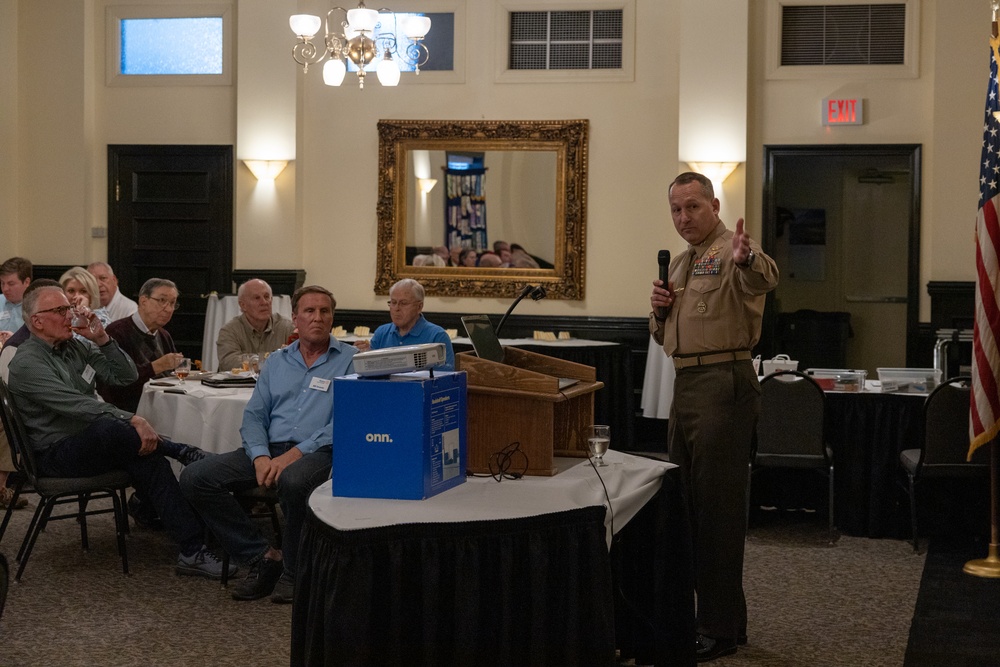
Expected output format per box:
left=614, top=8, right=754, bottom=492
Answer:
left=587, top=424, right=611, bottom=467
left=174, top=358, right=191, bottom=384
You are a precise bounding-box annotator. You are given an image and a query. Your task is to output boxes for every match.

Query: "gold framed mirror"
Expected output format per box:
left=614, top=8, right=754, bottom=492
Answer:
left=375, top=119, right=588, bottom=299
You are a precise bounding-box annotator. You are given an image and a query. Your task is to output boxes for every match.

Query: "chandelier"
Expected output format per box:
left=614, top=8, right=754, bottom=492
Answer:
left=289, top=2, right=431, bottom=89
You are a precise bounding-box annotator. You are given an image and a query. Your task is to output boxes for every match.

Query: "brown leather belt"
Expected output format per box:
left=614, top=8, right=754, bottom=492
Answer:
left=673, top=350, right=752, bottom=370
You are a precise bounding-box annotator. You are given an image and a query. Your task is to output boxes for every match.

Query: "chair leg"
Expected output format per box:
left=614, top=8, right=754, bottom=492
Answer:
left=78, top=493, right=90, bottom=551
left=119, top=487, right=131, bottom=535
left=15, top=499, right=56, bottom=582
left=827, top=464, right=836, bottom=544
left=0, top=479, right=23, bottom=544
left=221, top=553, right=231, bottom=588
left=110, top=489, right=130, bottom=576
left=16, top=502, right=45, bottom=563
left=907, top=474, right=919, bottom=553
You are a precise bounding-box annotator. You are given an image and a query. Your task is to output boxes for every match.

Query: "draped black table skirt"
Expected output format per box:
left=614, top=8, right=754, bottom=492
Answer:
left=290, top=468, right=695, bottom=666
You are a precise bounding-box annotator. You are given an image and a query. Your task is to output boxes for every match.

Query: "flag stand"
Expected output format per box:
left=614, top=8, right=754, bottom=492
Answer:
left=963, top=439, right=1000, bottom=577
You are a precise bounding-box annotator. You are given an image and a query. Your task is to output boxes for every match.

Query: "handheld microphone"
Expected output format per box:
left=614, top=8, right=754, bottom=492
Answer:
left=657, top=249, right=671, bottom=285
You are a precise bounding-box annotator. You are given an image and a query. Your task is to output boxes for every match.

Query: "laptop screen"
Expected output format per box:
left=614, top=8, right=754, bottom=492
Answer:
left=461, top=315, right=505, bottom=363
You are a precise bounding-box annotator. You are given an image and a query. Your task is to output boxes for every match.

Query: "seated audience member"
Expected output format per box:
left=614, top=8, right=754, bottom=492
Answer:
left=448, top=245, right=463, bottom=267
left=355, top=279, right=455, bottom=371
left=509, top=244, right=541, bottom=269
left=459, top=248, right=478, bottom=267
left=432, top=246, right=450, bottom=264
left=98, top=278, right=184, bottom=414
left=181, top=286, right=357, bottom=603
left=0, top=257, right=32, bottom=341
left=0, top=279, right=58, bottom=511
left=412, top=253, right=446, bottom=267
left=216, top=279, right=295, bottom=372
left=7, top=285, right=226, bottom=578
left=60, top=266, right=112, bottom=328
left=477, top=252, right=503, bottom=268
left=87, top=261, right=138, bottom=322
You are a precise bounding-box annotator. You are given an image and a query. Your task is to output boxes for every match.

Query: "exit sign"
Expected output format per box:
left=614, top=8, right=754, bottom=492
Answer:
left=822, top=98, right=864, bottom=126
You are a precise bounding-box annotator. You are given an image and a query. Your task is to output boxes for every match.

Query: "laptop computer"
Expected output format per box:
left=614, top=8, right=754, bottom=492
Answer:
left=461, top=314, right=578, bottom=390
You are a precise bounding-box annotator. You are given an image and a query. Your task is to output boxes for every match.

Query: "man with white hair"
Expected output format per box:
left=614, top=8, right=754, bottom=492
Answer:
left=216, top=279, right=295, bottom=371
left=7, top=285, right=229, bottom=578
left=87, top=262, right=138, bottom=322
left=356, top=279, right=455, bottom=371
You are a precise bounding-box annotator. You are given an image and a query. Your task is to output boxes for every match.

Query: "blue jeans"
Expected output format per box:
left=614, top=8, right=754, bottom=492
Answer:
left=179, top=443, right=331, bottom=577
left=38, top=416, right=204, bottom=555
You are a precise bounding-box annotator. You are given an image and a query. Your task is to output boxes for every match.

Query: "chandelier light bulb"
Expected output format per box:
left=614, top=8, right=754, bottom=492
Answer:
left=401, top=15, right=431, bottom=40
left=346, top=7, right=379, bottom=33
left=377, top=53, right=401, bottom=86
left=289, top=14, right=322, bottom=38
left=323, top=59, right=347, bottom=86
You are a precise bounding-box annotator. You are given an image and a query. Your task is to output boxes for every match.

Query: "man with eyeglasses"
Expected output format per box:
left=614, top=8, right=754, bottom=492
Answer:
left=215, top=278, right=295, bottom=372
left=6, top=285, right=230, bottom=579
left=355, top=278, right=455, bottom=371
left=99, top=278, right=185, bottom=413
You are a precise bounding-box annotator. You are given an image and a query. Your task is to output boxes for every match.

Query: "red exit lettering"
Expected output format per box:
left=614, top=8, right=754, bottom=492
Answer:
left=822, top=97, right=863, bottom=126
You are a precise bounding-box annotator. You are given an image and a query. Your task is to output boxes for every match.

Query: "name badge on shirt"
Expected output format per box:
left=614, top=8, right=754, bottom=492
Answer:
left=82, top=364, right=96, bottom=384
left=309, top=377, right=331, bottom=392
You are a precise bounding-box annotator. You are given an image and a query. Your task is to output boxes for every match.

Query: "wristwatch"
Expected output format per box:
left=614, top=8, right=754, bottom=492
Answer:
left=739, top=249, right=756, bottom=269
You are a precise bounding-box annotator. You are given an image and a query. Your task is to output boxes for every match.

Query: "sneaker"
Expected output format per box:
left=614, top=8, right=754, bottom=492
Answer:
left=176, top=445, right=211, bottom=467
left=127, top=492, right=162, bottom=530
left=270, top=571, right=294, bottom=604
left=0, top=486, right=27, bottom=510
left=176, top=546, right=237, bottom=580
left=231, top=556, right=284, bottom=601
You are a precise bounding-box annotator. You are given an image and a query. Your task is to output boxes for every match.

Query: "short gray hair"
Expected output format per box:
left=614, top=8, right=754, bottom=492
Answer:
left=23, top=285, right=65, bottom=320
left=237, top=278, right=272, bottom=300
left=139, top=278, right=178, bottom=299
left=669, top=171, right=715, bottom=200
left=86, top=261, right=113, bottom=275
left=390, top=279, right=424, bottom=302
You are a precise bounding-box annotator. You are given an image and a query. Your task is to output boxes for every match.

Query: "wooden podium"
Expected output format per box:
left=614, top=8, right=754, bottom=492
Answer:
left=455, top=347, right=604, bottom=476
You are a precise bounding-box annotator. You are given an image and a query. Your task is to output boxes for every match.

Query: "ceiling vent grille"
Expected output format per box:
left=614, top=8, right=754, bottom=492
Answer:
left=781, top=3, right=905, bottom=66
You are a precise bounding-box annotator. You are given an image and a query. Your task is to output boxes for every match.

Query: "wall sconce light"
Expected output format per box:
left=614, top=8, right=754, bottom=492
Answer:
left=244, top=160, right=290, bottom=182
left=417, top=177, right=437, bottom=194
left=687, top=162, right=741, bottom=185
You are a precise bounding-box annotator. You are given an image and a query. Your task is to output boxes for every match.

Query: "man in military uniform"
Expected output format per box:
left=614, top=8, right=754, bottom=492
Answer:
left=649, top=171, right=778, bottom=662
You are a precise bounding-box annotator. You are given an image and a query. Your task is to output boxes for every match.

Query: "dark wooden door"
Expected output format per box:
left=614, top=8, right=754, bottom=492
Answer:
left=107, top=145, right=233, bottom=362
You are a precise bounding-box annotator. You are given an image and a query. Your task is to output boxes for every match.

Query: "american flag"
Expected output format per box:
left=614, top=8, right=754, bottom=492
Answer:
left=970, top=34, right=1000, bottom=458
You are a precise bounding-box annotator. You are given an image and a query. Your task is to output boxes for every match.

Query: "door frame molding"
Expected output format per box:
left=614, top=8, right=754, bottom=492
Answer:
left=761, top=144, right=922, bottom=365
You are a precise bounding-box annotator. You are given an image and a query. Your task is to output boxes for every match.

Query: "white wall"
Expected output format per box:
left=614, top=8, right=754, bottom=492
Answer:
left=0, top=0, right=988, bottom=325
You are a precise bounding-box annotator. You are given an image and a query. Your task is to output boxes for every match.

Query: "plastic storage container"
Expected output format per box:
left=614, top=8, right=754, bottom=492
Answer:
left=876, top=367, right=942, bottom=393
left=805, top=368, right=867, bottom=392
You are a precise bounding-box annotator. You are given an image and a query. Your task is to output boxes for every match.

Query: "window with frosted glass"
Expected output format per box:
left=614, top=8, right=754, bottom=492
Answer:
left=120, top=17, right=223, bottom=75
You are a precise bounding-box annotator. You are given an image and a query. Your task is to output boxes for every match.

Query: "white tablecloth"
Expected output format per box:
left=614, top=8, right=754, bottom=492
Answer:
left=311, top=450, right=674, bottom=548
left=200, top=294, right=292, bottom=372
left=136, top=381, right=254, bottom=455
left=641, top=336, right=675, bottom=419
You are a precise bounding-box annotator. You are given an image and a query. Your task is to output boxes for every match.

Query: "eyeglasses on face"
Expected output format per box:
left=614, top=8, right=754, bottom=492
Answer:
left=147, top=296, right=179, bottom=310
left=34, top=305, right=72, bottom=317
left=387, top=299, right=419, bottom=308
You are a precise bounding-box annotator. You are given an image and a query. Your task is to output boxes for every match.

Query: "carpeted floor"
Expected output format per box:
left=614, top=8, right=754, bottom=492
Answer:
left=904, top=536, right=1000, bottom=667
left=0, top=500, right=929, bottom=666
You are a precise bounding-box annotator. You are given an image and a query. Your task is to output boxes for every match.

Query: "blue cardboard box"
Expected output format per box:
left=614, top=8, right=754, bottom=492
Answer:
left=332, top=371, right=467, bottom=500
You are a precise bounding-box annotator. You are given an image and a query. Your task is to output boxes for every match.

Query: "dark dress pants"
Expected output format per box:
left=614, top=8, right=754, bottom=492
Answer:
left=668, top=359, right=759, bottom=641
left=39, top=415, right=204, bottom=554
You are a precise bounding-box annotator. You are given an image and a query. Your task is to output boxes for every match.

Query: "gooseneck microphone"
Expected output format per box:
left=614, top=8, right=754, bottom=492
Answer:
left=658, top=249, right=671, bottom=285
left=495, top=284, right=547, bottom=337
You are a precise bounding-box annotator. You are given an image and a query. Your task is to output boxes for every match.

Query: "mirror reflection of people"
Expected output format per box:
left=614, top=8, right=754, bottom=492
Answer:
left=648, top=171, right=778, bottom=662
left=477, top=252, right=502, bottom=268
left=355, top=279, right=455, bottom=371
left=459, top=249, right=478, bottom=267
left=412, top=254, right=446, bottom=267
left=509, top=244, right=541, bottom=269
left=216, top=279, right=295, bottom=372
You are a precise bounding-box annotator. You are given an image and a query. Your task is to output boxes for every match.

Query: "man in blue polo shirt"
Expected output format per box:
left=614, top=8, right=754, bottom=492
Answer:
left=360, top=278, right=455, bottom=371
left=180, top=285, right=357, bottom=604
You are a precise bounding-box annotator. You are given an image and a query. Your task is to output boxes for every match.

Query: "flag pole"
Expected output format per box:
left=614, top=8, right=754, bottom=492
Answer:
left=962, top=0, right=1000, bottom=579
left=964, top=438, right=1000, bottom=577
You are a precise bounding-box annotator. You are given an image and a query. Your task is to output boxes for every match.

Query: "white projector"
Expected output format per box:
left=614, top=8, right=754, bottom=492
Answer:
left=352, top=342, right=448, bottom=377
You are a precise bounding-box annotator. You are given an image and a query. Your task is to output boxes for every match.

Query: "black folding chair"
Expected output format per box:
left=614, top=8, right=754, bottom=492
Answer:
left=0, top=379, right=131, bottom=581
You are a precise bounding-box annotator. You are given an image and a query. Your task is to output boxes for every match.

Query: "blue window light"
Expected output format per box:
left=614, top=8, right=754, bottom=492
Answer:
left=120, top=17, right=223, bottom=75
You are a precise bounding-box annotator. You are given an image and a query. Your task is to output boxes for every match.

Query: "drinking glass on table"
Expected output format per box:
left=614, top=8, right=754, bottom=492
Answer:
left=174, top=358, right=191, bottom=384
left=587, top=424, right=611, bottom=467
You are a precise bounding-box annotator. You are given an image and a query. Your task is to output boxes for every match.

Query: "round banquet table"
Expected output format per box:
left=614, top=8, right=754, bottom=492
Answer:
left=135, top=381, right=254, bottom=454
